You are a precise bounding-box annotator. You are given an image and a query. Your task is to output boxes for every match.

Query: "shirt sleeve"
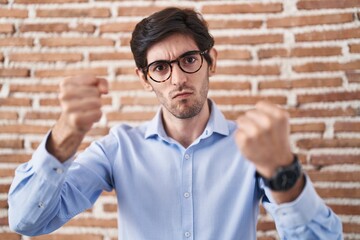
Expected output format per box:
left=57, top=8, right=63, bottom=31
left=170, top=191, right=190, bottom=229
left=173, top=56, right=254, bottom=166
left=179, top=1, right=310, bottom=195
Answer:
left=8, top=131, right=113, bottom=236
left=261, top=175, right=343, bottom=240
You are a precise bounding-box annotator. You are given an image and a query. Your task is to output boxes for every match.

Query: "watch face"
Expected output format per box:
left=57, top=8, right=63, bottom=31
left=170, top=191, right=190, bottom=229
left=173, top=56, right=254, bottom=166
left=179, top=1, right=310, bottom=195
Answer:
left=275, top=170, right=298, bottom=190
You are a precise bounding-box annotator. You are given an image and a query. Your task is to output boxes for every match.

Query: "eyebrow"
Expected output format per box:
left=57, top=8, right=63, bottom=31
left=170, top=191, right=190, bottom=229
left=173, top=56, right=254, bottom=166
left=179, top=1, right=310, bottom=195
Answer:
left=147, top=50, right=201, bottom=66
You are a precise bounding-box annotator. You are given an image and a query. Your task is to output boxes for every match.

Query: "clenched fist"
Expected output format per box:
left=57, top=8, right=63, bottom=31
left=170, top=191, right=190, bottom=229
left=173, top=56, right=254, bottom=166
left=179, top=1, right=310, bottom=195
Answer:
left=58, top=75, right=109, bottom=134
left=46, top=75, right=108, bottom=162
left=235, top=101, right=293, bottom=179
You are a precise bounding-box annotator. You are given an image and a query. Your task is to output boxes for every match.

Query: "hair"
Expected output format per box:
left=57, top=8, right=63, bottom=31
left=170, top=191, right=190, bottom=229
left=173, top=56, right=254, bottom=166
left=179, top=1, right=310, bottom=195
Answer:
left=130, top=7, right=215, bottom=71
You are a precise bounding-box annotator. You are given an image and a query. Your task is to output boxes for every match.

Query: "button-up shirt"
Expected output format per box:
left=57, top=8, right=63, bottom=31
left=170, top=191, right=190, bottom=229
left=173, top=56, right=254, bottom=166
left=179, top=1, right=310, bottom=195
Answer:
left=8, top=100, right=342, bottom=240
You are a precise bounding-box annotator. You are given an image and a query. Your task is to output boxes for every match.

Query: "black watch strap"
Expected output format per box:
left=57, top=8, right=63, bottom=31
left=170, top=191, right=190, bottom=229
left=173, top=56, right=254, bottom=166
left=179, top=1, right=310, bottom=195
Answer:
left=259, top=155, right=302, bottom=192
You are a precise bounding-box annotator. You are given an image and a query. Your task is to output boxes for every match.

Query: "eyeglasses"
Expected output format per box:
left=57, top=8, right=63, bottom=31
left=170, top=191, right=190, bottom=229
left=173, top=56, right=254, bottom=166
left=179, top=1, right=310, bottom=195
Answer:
left=143, top=50, right=207, bottom=83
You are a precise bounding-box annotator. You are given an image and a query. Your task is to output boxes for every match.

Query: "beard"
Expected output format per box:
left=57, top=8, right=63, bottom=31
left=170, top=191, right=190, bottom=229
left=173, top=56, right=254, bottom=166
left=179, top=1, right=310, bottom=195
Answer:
left=154, top=76, right=209, bottom=120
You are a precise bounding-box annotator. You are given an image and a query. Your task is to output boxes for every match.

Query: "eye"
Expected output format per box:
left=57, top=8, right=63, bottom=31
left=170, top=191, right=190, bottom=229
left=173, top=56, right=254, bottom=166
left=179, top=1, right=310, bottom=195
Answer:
left=150, top=62, right=170, bottom=73
left=182, top=55, right=197, bottom=65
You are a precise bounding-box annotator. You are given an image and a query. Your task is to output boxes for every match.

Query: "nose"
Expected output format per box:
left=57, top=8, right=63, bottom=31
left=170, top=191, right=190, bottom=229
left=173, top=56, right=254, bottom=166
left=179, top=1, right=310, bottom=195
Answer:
left=170, top=63, right=187, bottom=86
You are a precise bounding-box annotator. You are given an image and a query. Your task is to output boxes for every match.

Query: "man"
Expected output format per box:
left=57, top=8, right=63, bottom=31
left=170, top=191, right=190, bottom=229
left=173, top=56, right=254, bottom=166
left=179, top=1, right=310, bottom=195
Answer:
left=8, top=7, right=342, bottom=240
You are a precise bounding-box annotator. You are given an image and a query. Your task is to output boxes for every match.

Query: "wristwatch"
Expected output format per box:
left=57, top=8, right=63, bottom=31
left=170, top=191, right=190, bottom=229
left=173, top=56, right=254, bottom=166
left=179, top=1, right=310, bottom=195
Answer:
left=259, top=155, right=302, bottom=192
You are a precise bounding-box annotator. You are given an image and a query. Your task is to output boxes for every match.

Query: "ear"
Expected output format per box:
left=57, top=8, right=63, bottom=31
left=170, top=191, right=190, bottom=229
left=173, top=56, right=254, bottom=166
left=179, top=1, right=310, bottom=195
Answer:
left=136, top=68, right=153, bottom=92
left=208, top=48, right=218, bottom=76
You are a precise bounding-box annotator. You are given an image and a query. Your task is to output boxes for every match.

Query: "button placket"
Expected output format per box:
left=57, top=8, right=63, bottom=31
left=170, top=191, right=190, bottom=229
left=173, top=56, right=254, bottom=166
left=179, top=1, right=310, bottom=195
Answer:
left=181, top=151, right=194, bottom=239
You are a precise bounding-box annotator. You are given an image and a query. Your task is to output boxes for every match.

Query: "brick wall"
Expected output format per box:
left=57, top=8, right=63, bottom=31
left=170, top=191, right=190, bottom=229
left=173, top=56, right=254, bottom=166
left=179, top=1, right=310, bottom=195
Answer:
left=0, top=0, right=359, bottom=239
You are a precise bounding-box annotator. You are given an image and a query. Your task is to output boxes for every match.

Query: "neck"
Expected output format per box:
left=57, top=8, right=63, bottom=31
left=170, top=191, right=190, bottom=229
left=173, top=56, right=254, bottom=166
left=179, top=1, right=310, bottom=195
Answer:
left=162, top=100, right=211, bottom=148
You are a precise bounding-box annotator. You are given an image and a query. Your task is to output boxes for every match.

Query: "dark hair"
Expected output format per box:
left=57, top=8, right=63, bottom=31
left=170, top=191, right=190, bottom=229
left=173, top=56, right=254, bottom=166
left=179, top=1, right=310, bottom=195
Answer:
left=130, top=7, right=214, bottom=70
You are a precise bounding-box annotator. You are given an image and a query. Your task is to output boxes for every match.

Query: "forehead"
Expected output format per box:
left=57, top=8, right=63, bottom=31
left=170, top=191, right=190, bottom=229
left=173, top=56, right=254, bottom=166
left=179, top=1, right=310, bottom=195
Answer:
left=146, top=34, right=198, bottom=63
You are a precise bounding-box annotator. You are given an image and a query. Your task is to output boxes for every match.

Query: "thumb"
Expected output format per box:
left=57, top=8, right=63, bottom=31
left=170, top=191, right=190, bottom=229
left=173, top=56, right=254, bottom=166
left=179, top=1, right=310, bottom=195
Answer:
left=97, top=78, right=109, bottom=94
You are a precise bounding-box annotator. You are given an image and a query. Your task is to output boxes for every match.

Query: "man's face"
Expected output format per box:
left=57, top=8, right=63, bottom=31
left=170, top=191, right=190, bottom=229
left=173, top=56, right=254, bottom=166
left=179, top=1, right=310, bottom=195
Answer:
left=139, top=34, right=214, bottom=119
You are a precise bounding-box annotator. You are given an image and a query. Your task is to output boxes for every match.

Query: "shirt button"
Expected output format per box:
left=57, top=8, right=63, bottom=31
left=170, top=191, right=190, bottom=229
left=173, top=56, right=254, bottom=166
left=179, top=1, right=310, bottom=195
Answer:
left=38, top=202, right=45, bottom=208
left=184, top=231, right=191, bottom=238
left=184, top=192, right=191, bottom=198
left=184, top=154, right=190, bottom=160
left=53, top=168, right=64, bottom=174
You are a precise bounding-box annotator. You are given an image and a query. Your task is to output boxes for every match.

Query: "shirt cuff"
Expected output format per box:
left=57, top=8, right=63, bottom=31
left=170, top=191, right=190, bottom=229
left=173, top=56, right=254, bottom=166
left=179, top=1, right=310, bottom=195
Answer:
left=262, top=174, right=323, bottom=228
left=31, top=131, right=74, bottom=186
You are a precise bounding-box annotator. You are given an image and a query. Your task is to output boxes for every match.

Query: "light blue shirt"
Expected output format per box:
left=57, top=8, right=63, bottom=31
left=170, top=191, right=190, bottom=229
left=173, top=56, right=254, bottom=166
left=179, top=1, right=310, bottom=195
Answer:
left=8, top=100, right=342, bottom=240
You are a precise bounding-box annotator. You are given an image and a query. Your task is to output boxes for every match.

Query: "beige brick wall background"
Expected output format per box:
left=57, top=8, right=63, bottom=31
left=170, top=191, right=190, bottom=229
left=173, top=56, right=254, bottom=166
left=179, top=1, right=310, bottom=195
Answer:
left=0, top=0, right=359, bottom=239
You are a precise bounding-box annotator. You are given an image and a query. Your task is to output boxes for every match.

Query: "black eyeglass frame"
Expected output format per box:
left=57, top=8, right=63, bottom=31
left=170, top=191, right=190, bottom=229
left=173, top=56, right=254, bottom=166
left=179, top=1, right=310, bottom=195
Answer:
left=142, top=50, right=209, bottom=83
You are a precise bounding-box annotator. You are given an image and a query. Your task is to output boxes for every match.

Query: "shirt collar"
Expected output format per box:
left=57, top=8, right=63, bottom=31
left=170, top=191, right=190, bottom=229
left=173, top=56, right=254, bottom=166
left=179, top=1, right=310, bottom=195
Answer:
left=144, top=99, right=230, bottom=140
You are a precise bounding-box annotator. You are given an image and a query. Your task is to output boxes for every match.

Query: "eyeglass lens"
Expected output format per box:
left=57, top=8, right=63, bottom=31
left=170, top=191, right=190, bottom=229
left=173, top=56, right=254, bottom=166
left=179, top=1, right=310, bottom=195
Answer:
left=147, top=51, right=204, bottom=83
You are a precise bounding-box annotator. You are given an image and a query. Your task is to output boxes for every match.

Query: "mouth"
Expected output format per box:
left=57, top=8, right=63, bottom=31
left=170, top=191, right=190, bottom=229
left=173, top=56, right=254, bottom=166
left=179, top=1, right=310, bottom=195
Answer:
left=172, top=91, right=193, bottom=99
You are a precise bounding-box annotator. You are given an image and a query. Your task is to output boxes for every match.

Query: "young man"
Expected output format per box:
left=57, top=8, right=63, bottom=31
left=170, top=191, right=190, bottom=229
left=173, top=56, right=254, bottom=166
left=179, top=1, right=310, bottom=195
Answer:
left=8, top=7, right=342, bottom=240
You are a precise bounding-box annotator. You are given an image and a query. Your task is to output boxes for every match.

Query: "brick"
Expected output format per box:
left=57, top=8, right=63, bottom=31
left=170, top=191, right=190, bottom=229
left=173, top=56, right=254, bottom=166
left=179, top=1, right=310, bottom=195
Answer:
left=35, top=67, right=108, bottom=78
left=29, top=234, right=103, bottom=240
left=25, top=111, right=60, bottom=120
left=297, top=91, right=360, bottom=104
left=86, top=127, right=109, bottom=137
left=349, top=43, right=360, bottom=53
left=267, top=13, right=353, bottom=28
left=0, top=0, right=7, bottom=3
left=100, top=22, right=137, bottom=33
left=291, top=46, right=342, bottom=57
left=89, top=52, right=133, bottom=61
left=343, top=223, right=360, bottom=233
left=70, top=23, right=95, bottom=33
left=103, top=203, right=117, bottom=212
left=0, top=8, right=28, bottom=18
left=295, top=28, right=360, bottom=42
left=10, top=84, right=58, bottom=93
left=334, top=121, right=360, bottom=132
left=293, top=60, right=360, bottom=73
left=218, top=49, right=252, bottom=60
left=308, top=171, right=360, bottom=182
left=256, top=220, right=276, bottom=231
left=311, top=154, right=360, bottom=166
left=217, top=65, right=280, bottom=76
left=202, top=3, right=283, bottom=14
left=121, top=96, right=158, bottom=106
left=0, top=124, right=49, bottom=134
left=0, top=98, right=31, bottom=106
left=290, top=123, right=325, bottom=133
left=0, top=233, right=21, bottom=240
left=115, top=67, right=137, bottom=76
left=118, top=6, right=169, bottom=16
left=15, top=0, right=86, bottom=3
left=0, top=68, right=30, bottom=77
left=288, top=107, right=357, bottom=118
left=110, top=81, right=143, bottom=91
left=212, top=96, right=287, bottom=105
left=0, top=154, right=31, bottom=163
left=0, top=53, right=3, bottom=62
left=297, top=138, right=360, bottom=149
left=346, top=71, right=360, bottom=83
left=0, top=37, right=33, bottom=46
left=0, top=139, right=24, bottom=149
left=9, top=53, right=83, bottom=62
left=40, top=38, right=114, bottom=47
left=329, top=204, right=360, bottom=215
left=210, top=81, right=251, bottom=90
left=259, top=77, right=342, bottom=89
left=0, top=199, right=9, bottom=208
left=65, top=218, right=117, bottom=228
left=39, top=98, right=60, bottom=106
left=216, top=34, right=283, bottom=45
left=0, top=24, right=14, bottom=33
left=208, top=19, right=263, bottom=29
left=0, top=111, right=18, bottom=120
left=119, top=35, right=131, bottom=46
left=316, top=187, right=360, bottom=199
left=20, top=23, right=68, bottom=33
left=37, top=8, right=110, bottom=18
left=258, top=48, right=288, bottom=59
left=297, top=0, right=360, bottom=9
left=107, top=111, right=155, bottom=121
